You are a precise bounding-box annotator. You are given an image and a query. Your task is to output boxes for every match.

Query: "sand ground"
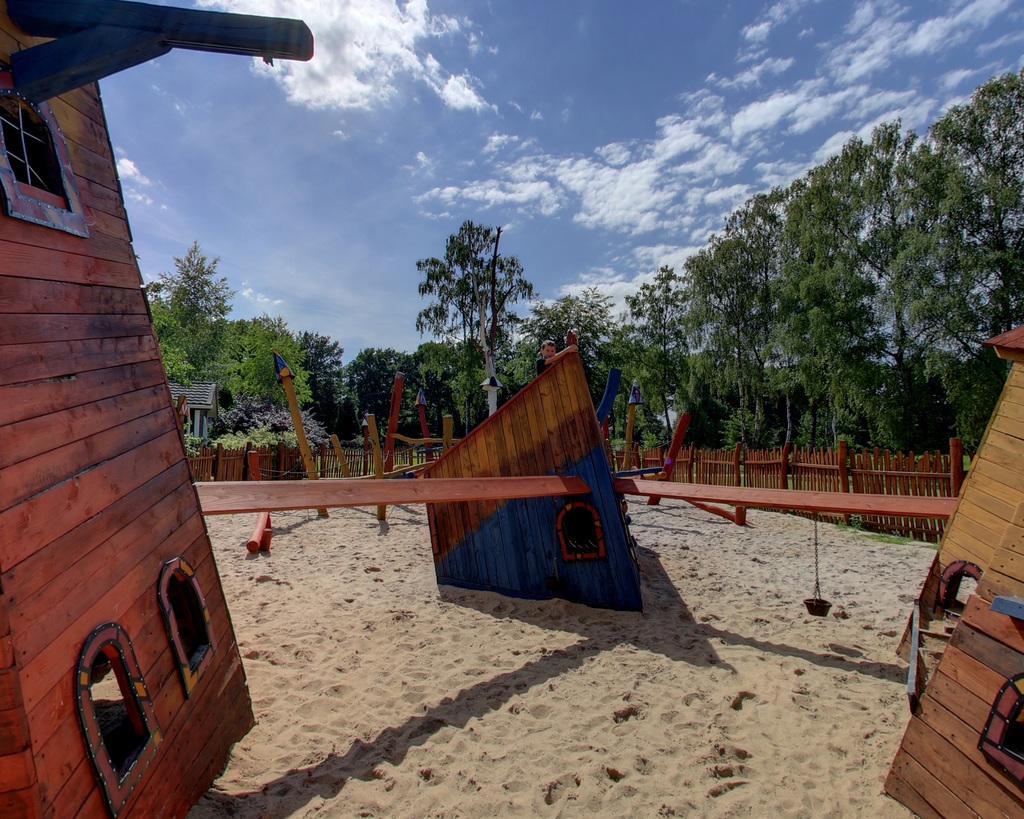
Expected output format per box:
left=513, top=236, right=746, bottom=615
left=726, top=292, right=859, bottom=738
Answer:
left=189, top=499, right=932, bottom=818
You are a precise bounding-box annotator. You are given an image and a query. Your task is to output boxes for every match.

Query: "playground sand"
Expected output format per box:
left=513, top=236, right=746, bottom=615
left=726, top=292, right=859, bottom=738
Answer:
left=190, top=500, right=932, bottom=818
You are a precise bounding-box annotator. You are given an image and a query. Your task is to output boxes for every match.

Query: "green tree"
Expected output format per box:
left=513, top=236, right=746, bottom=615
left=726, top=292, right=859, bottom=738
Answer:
left=416, top=221, right=535, bottom=416
left=910, top=69, right=1024, bottom=444
left=298, top=331, right=344, bottom=434
left=220, top=316, right=309, bottom=405
left=518, top=287, right=615, bottom=400
left=147, top=241, right=234, bottom=383
left=625, top=267, right=689, bottom=435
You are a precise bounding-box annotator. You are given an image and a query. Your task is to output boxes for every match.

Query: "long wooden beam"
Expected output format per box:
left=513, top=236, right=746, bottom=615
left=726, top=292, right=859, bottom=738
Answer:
left=197, top=475, right=591, bottom=515
left=614, top=479, right=958, bottom=518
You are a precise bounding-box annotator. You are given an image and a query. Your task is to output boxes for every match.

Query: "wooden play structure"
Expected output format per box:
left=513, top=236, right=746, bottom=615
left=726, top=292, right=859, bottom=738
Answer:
left=0, top=1, right=311, bottom=816
left=885, top=325, right=1024, bottom=818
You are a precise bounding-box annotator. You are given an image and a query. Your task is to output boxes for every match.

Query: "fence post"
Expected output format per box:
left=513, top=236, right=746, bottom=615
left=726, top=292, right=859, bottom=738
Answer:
left=214, top=443, right=224, bottom=481
left=781, top=441, right=791, bottom=490
left=838, top=439, right=849, bottom=493
left=277, top=441, right=285, bottom=480
left=950, top=437, right=965, bottom=497
left=733, top=442, right=742, bottom=486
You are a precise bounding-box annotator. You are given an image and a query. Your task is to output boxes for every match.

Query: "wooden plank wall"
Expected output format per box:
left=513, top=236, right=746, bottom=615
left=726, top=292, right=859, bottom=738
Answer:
left=0, top=11, right=252, bottom=818
left=886, top=358, right=1024, bottom=817
left=930, top=365, right=1024, bottom=582
left=422, top=351, right=643, bottom=610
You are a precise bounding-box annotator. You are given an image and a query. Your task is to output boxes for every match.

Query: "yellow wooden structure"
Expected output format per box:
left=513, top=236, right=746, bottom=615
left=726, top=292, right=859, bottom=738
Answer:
left=886, top=325, right=1024, bottom=818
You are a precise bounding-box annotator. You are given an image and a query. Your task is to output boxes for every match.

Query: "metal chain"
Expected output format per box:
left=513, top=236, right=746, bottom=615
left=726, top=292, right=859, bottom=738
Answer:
left=812, top=513, right=821, bottom=599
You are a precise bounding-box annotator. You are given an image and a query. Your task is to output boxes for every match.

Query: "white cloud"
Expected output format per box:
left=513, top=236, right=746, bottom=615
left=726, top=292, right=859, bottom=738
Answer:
left=202, top=0, right=491, bottom=113
left=240, top=286, right=284, bottom=307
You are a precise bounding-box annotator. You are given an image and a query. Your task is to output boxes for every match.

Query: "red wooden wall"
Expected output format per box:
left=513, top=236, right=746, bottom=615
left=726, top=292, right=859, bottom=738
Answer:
left=0, top=10, right=252, bottom=818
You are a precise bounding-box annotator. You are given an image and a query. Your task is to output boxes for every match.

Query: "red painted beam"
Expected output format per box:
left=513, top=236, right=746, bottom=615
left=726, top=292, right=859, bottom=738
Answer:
left=197, top=475, right=591, bottom=515
left=615, top=479, right=958, bottom=518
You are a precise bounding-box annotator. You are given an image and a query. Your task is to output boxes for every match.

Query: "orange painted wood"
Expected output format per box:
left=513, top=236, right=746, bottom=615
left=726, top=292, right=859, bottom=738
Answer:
left=197, top=475, right=592, bottom=514
left=896, top=713, right=1021, bottom=818
left=958, top=592, right=1024, bottom=653
left=885, top=756, right=975, bottom=819
left=0, top=276, right=144, bottom=317
left=613, top=479, right=958, bottom=517
left=0, top=358, right=166, bottom=428
left=0, top=336, right=157, bottom=389
left=0, top=434, right=187, bottom=569
left=0, top=747, right=35, bottom=791
left=934, top=644, right=1013, bottom=705
left=948, top=619, right=1024, bottom=681
left=0, top=785, right=42, bottom=819
left=0, top=243, right=140, bottom=288
left=0, top=312, right=152, bottom=347
left=3, top=471, right=191, bottom=613
left=0, top=409, right=175, bottom=512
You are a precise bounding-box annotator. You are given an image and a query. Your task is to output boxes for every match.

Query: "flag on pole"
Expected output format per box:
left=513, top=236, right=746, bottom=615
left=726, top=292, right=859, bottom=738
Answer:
left=628, top=380, right=643, bottom=405
left=417, top=387, right=426, bottom=406
left=273, top=351, right=291, bottom=383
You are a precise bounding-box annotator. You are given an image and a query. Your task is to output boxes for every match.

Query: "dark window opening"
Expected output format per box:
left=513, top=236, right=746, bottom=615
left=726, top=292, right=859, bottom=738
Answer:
left=76, top=623, right=161, bottom=817
left=937, top=560, right=983, bottom=618
left=88, top=649, right=148, bottom=776
left=0, top=96, right=63, bottom=196
left=1005, top=713, right=1024, bottom=761
left=980, top=673, right=1024, bottom=787
left=0, top=69, right=88, bottom=236
left=158, top=557, right=216, bottom=696
left=557, top=501, right=607, bottom=562
left=167, top=574, right=208, bottom=669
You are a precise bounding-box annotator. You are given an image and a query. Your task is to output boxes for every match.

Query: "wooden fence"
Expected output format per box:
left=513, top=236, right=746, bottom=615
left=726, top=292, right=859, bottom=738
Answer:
left=612, top=438, right=967, bottom=542
left=187, top=441, right=425, bottom=483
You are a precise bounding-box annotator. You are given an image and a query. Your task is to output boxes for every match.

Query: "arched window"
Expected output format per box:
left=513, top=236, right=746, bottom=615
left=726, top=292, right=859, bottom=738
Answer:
left=936, top=559, right=983, bottom=616
left=158, top=557, right=216, bottom=696
left=0, top=69, right=88, bottom=235
left=556, top=500, right=607, bottom=562
left=979, top=673, right=1024, bottom=787
left=76, top=623, right=161, bottom=817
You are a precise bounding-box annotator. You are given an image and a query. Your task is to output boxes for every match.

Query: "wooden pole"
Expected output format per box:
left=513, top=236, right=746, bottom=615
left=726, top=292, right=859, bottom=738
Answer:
left=330, top=434, right=351, bottom=478
left=648, top=411, right=691, bottom=506
left=383, top=372, right=405, bottom=472
left=442, top=415, right=453, bottom=453
left=366, top=414, right=386, bottom=520
left=949, top=437, right=965, bottom=496
left=274, top=350, right=328, bottom=518
left=417, top=387, right=434, bottom=462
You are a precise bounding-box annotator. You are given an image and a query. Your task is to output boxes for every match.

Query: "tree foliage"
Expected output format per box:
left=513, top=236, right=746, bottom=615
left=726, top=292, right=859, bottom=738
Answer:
left=416, top=221, right=535, bottom=414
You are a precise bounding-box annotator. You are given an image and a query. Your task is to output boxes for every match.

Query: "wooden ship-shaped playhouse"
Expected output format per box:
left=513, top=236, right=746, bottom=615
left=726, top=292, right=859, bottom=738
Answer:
left=0, top=1, right=312, bottom=816
left=885, top=326, right=1024, bottom=818
left=421, top=348, right=644, bottom=611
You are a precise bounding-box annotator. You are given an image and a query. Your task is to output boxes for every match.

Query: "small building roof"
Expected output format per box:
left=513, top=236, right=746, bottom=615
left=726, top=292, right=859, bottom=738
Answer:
left=985, top=325, right=1024, bottom=362
left=167, top=381, right=218, bottom=415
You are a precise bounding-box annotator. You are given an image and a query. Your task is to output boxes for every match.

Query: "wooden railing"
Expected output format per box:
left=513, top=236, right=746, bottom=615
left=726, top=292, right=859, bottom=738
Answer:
left=187, top=441, right=430, bottom=483
left=611, top=438, right=968, bottom=542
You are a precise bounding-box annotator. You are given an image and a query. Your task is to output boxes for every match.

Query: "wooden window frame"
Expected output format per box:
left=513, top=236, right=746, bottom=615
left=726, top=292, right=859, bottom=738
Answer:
left=556, top=500, right=607, bottom=562
left=157, top=556, right=217, bottom=697
left=75, top=623, right=161, bottom=818
left=979, top=673, right=1024, bottom=787
left=0, top=68, right=88, bottom=236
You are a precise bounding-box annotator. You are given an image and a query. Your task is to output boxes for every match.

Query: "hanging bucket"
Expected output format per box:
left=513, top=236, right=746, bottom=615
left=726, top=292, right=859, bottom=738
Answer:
left=804, top=597, right=832, bottom=617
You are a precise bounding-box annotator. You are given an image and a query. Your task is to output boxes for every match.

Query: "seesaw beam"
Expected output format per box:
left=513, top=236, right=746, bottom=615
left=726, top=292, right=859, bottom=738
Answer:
left=614, top=479, right=958, bottom=518
left=197, top=475, right=591, bottom=515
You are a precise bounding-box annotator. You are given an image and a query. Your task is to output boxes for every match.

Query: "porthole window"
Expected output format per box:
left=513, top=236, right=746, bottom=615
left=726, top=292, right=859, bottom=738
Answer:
left=556, top=500, right=607, bottom=562
left=76, top=623, right=161, bottom=817
left=979, top=673, right=1024, bottom=787
left=0, top=68, right=88, bottom=236
left=158, top=557, right=216, bottom=696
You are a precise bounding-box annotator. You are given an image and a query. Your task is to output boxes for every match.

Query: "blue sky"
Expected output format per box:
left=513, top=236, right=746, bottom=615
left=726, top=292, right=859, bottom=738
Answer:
left=99, top=0, right=1024, bottom=360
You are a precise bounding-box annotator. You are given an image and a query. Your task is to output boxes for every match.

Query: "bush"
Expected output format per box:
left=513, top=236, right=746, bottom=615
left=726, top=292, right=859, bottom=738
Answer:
left=212, top=394, right=328, bottom=445
left=211, top=424, right=300, bottom=450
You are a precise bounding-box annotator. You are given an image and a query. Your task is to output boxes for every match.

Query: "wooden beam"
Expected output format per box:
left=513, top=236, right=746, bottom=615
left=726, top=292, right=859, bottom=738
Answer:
left=614, top=479, right=958, bottom=518
left=197, top=475, right=591, bottom=515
